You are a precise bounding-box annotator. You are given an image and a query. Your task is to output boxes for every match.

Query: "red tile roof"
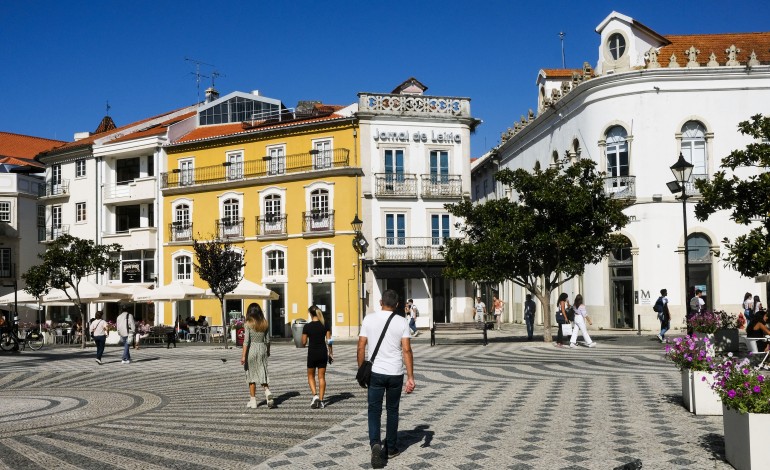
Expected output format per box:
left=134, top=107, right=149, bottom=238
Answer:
left=660, top=32, right=770, bottom=66
left=172, top=113, right=349, bottom=145
left=541, top=68, right=583, bottom=78
left=0, top=132, right=65, bottom=161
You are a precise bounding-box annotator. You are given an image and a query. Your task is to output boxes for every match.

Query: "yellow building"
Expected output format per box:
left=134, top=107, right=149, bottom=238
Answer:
left=160, top=91, right=362, bottom=337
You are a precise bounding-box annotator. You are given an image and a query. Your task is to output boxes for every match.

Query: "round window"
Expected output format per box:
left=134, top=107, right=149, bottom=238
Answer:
left=608, top=33, right=626, bottom=60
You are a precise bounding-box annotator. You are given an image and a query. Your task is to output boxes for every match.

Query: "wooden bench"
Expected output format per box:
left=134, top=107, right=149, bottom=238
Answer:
left=430, top=320, right=493, bottom=346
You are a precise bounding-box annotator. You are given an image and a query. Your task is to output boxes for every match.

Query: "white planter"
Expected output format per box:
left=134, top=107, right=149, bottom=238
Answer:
left=681, top=369, right=693, bottom=412
left=691, top=371, right=722, bottom=415
left=723, top=405, right=770, bottom=470
left=231, top=329, right=236, bottom=342
left=714, top=328, right=740, bottom=353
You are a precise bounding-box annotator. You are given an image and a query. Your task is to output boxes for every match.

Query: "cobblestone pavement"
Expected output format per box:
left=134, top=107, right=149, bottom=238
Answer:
left=0, top=328, right=732, bottom=469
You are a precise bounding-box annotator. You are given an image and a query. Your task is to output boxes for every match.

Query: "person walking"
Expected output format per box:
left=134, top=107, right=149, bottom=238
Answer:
left=116, top=308, right=135, bottom=364
left=555, top=293, right=569, bottom=347
left=523, top=294, right=536, bottom=340
left=568, top=294, right=596, bottom=348
left=89, top=311, right=108, bottom=364
left=407, top=299, right=419, bottom=337
left=655, top=289, right=671, bottom=343
left=753, top=295, right=763, bottom=315
left=743, top=292, right=754, bottom=324
left=241, top=303, right=274, bottom=409
left=302, top=306, right=333, bottom=409
left=493, top=294, right=504, bottom=331
left=474, top=296, right=486, bottom=323
left=357, top=289, right=415, bottom=469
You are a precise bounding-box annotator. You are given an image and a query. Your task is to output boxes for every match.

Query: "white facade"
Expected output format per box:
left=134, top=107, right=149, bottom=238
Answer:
left=357, top=80, right=479, bottom=325
left=474, top=12, right=770, bottom=331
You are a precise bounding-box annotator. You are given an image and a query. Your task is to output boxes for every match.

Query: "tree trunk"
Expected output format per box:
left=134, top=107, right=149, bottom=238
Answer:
left=536, top=290, right=554, bottom=343
left=220, top=298, right=228, bottom=349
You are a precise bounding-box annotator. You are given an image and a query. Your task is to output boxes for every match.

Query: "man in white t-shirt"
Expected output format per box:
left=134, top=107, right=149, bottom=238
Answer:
left=358, top=289, right=415, bottom=469
left=475, top=297, right=486, bottom=322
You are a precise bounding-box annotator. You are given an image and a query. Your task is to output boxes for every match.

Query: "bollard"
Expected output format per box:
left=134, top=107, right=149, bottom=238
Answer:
left=637, top=314, right=641, bottom=336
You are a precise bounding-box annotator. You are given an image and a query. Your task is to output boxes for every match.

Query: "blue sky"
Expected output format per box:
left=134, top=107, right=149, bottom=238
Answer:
left=2, top=0, right=769, bottom=158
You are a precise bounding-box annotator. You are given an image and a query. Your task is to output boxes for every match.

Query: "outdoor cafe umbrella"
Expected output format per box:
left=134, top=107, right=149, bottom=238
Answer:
left=204, top=278, right=279, bottom=300
left=0, top=289, right=41, bottom=305
left=140, top=282, right=209, bottom=328
left=42, top=280, right=129, bottom=304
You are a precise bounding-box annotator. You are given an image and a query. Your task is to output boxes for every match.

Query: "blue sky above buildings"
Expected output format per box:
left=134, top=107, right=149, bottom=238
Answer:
left=2, top=0, right=769, bottom=158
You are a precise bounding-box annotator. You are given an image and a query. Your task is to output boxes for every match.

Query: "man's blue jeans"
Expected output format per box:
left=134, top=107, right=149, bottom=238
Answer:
left=368, top=372, right=404, bottom=450
left=524, top=315, right=534, bottom=339
left=94, top=335, right=106, bottom=360
left=121, top=336, right=131, bottom=361
left=409, top=318, right=417, bottom=334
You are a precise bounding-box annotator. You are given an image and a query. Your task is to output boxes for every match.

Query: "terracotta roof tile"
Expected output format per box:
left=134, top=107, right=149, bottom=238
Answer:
left=109, top=112, right=196, bottom=143
left=660, top=32, right=770, bottom=66
left=0, top=132, right=65, bottom=159
left=172, top=114, right=348, bottom=145
left=541, top=68, right=584, bottom=78
left=0, top=156, right=43, bottom=167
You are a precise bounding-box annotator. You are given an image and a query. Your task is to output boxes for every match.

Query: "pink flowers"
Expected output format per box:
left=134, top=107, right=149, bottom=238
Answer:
left=708, top=356, right=770, bottom=414
left=664, top=334, right=715, bottom=372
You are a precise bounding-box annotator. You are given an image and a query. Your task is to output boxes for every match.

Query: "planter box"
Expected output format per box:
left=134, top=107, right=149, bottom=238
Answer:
left=723, top=405, right=770, bottom=470
left=681, top=369, right=693, bottom=412
left=713, top=328, right=740, bottom=353
left=681, top=369, right=722, bottom=415
left=691, top=370, right=722, bottom=415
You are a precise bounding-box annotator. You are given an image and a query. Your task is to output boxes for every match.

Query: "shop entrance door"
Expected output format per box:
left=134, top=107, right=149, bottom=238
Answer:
left=311, top=283, right=332, bottom=335
left=267, top=284, right=285, bottom=337
left=432, top=277, right=451, bottom=323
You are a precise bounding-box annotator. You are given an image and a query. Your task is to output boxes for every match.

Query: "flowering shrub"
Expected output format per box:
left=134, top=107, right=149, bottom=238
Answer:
left=687, top=311, right=721, bottom=334
left=716, top=311, right=741, bottom=330
left=136, top=322, right=151, bottom=334
left=230, top=319, right=244, bottom=330
left=708, top=354, right=770, bottom=414
left=665, top=335, right=716, bottom=371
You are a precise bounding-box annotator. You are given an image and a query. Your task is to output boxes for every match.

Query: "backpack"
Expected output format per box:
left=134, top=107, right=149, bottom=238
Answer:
left=566, top=306, right=576, bottom=322
left=653, top=297, right=664, bottom=314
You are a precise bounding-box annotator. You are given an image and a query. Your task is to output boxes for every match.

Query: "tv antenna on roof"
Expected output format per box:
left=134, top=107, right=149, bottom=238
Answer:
left=185, top=57, right=216, bottom=104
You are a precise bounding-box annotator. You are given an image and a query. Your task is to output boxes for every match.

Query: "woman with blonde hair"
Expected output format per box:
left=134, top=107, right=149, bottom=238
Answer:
left=241, top=303, right=274, bottom=409
left=301, top=305, right=333, bottom=409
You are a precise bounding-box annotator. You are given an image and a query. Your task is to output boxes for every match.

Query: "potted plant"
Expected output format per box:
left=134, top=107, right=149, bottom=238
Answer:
left=665, top=335, right=721, bottom=415
left=707, top=355, right=770, bottom=470
left=713, top=311, right=741, bottom=353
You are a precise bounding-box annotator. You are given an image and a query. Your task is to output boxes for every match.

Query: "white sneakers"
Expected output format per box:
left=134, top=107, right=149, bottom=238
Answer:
left=569, top=342, right=597, bottom=348
left=310, top=395, right=320, bottom=409
left=657, top=334, right=664, bottom=342
left=569, top=343, right=577, bottom=348
left=121, top=360, right=130, bottom=364
left=266, top=393, right=275, bottom=409
left=246, top=397, right=257, bottom=409
left=587, top=342, right=596, bottom=348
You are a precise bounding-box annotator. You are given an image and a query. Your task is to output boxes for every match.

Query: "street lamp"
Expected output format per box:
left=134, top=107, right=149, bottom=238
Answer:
left=669, top=152, right=694, bottom=313
left=351, top=214, right=367, bottom=330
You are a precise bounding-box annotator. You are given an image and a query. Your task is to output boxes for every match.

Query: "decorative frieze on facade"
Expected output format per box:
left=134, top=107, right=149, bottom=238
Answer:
left=749, top=50, right=761, bottom=67
left=646, top=47, right=661, bottom=68
left=725, top=45, right=741, bottom=66
left=358, top=93, right=471, bottom=117
left=668, top=53, right=681, bottom=68
left=707, top=52, right=720, bottom=67
left=686, top=46, right=701, bottom=67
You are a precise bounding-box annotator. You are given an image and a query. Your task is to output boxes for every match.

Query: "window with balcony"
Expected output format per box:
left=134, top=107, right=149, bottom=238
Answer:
left=52, top=205, right=62, bottom=229
left=179, top=159, right=194, bottom=186
left=223, top=199, right=240, bottom=223
left=0, top=202, right=10, bottom=222
left=226, top=151, right=244, bottom=180
left=175, top=255, right=192, bottom=281
left=431, top=214, right=450, bottom=245
left=0, top=248, right=11, bottom=277
left=384, top=149, right=404, bottom=185
left=116, top=205, right=141, bottom=232
left=266, top=250, right=285, bottom=277
left=52, top=164, right=61, bottom=185
left=267, top=146, right=285, bottom=175
left=605, top=126, right=629, bottom=190
left=75, top=159, right=86, bottom=178
left=313, top=140, right=332, bottom=169
left=311, top=248, right=332, bottom=276
left=76, top=202, right=86, bottom=223
left=386, top=213, right=406, bottom=246
left=681, top=121, right=708, bottom=178
left=430, top=150, right=449, bottom=183
left=116, top=157, right=140, bottom=184
left=310, top=189, right=329, bottom=216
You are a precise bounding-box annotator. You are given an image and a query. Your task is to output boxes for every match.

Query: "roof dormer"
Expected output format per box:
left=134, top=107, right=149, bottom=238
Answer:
left=594, top=11, right=670, bottom=76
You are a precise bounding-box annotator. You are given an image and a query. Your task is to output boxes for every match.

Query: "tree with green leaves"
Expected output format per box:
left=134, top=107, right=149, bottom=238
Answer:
left=193, top=236, right=245, bottom=349
left=695, top=114, right=770, bottom=277
left=21, top=234, right=121, bottom=349
left=443, top=158, right=629, bottom=342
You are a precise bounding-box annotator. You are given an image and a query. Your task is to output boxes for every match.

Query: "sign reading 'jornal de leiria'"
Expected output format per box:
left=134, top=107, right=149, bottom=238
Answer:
left=372, top=129, right=462, bottom=144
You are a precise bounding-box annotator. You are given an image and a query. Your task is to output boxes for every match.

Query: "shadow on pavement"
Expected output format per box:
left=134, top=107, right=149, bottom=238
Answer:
left=398, top=424, right=434, bottom=450
left=262, top=390, right=301, bottom=407
left=325, top=392, right=355, bottom=406
left=698, top=432, right=726, bottom=462
left=661, top=393, right=683, bottom=407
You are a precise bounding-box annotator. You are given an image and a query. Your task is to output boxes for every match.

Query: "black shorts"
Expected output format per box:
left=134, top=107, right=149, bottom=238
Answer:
left=307, top=348, right=328, bottom=369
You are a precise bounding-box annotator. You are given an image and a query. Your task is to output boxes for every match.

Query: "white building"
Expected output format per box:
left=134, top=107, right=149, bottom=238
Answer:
left=473, top=11, right=770, bottom=331
left=357, top=78, right=480, bottom=324
left=36, top=107, right=196, bottom=324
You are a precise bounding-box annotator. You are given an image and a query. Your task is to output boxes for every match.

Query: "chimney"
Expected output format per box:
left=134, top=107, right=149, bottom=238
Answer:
left=73, top=132, right=91, bottom=141
left=205, top=86, right=220, bottom=103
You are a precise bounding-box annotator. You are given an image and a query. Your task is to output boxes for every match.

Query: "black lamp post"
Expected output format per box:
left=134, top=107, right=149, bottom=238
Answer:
left=669, top=152, right=694, bottom=313
left=351, top=214, right=367, bottom=330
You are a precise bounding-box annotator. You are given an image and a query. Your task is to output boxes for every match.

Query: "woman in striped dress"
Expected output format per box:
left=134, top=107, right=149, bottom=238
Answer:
left=241, top=303, right=274, bottom=409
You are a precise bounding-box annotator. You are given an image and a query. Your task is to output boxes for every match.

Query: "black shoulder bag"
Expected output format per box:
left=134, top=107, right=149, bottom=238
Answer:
left=356, top=313, right=397, bottom=388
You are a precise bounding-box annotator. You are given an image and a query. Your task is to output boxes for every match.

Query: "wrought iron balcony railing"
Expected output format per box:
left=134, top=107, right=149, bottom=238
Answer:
left=161, top=148, right=350, bottom=189
left=256, top=214, right=287, bottom=238
left=374, top=173, right=418, bottom=198
left=603, top=175, right=636, bottom=200
left=169, top=222, right=193, bottom=242
left=216, top=217, right=245, bottom=239
left=374, top=236, right=453, bottom=262
left=421, top=174, right=463, bottom=198
left=44, top=225, right=69, bottom=242
left=39, top=180, right=70, bottom=198
left=684, top=174, right=709, bottom=196
left=302, top=210, right=335, bottom=234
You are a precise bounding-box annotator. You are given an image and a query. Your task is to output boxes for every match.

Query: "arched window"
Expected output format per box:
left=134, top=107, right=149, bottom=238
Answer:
left=687, top=232, right=713, bottom=311
left=311, top=248, right=332, bottom=276
left=681, top=121, right=707, bottom=177
left=175, top=255, right=192, bottom=281
left=223, top=198, right=240, bottom=222
left=608, top=235, right=634, bottom=329
left=310, top=189, right=329, bottom=215
left=175, top=204, right=190, bottom=226
left=266, top=250, right=285, bottom=277
left=264, top=194, right=281, bottom=218
left=606, top=126, right=629, bottom=178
